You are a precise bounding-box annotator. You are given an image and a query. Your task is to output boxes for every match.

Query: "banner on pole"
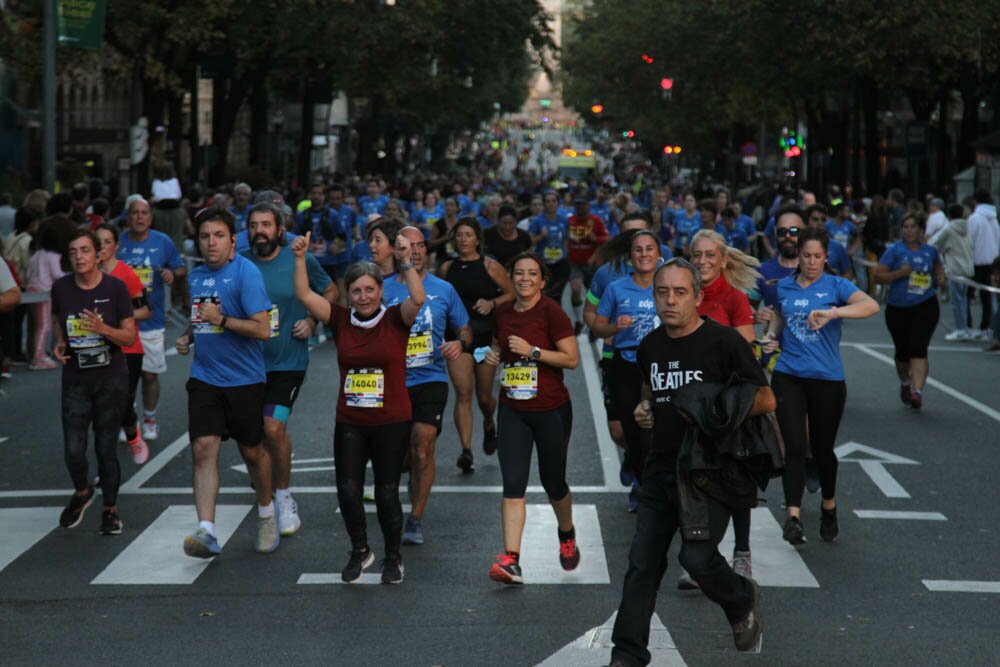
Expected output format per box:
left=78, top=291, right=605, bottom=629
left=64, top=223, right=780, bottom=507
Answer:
left=57, top=0, right=106, bottom=50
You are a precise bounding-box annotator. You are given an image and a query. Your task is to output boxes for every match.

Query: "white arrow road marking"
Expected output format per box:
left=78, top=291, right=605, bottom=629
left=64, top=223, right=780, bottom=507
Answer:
left=923, top=580, right=1000, bottom=593
left=0, top=507, right=61, bottom=574
left=834, top=441, right=918, bottom=499
left=535, top=612, right=686, bottom=667
left=854, top=510, right=947, bottom=520
left=717, top=508, right=819, bottom=588
left=120, top=433, right=191, bottom=492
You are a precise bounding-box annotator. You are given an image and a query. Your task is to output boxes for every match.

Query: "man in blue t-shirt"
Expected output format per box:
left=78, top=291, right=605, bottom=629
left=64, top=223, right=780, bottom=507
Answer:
left=529, top=191, right=571, bottom=303
left=174, top=207, right=279, bottom=559
left=673, top=193, right=701, bottom=257
left=242, top=202, right=336, bottom=537
left=358, top=179, right=389, bottom=217
left=755, top=207, right=803, bottom=312
left=383, top=226, right=472, bottom=545
left=116, top=196, right=186, bottom=442
left=228, top=182, right=253, bottom=233
left=295, top=183, right=351, bottom=283
left=807, top=205, right=854, bottom=280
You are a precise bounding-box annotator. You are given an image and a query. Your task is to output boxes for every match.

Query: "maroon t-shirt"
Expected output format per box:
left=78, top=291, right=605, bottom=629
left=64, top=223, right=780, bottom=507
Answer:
left=328, top=303, right=411, bottom=426
left=50, top=273, right=132, bottom=382
left=493, top=295, right=574, bottom=412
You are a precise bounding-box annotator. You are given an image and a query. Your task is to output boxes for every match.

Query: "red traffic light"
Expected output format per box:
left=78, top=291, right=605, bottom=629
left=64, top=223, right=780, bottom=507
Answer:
left=660, top=78, right=674, bottom=90
left=663, top=146, right=673, bottom=154
left=641, top=54, right=654, bottom=64
left=626, top=130, right=635, bottom=138
left=591, top=104, right=604, bottom=114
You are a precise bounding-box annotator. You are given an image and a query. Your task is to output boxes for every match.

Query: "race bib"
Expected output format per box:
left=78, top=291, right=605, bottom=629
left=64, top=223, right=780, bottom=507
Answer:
left=502, top=361, right=539, bottom=400
left=66, top=314, right=103, bottom=349
left=268, top=305, right=280, bottom=338
left=134, top=266, right=154, bottom=289
left=191, top=296, right=223, bottom=334
left=344, top=367, right=384, bottom=408
left=406, top=331, right=433, bottom=367
left=907, top=272, right=931, bottom=295
left=544, top=246, right=563, bottom=262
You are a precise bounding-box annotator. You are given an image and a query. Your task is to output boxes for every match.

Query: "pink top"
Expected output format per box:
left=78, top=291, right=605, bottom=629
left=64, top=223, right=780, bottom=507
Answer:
left=26, top=250, right=65, bottom=292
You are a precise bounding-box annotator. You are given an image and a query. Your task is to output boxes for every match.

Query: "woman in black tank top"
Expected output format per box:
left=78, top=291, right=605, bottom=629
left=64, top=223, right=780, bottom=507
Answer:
left=440, top=217, right=515, bottom=472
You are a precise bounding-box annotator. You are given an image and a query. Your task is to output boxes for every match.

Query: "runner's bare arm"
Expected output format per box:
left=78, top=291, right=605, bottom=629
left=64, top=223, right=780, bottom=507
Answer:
left=291, top=232, right=332, bottom=324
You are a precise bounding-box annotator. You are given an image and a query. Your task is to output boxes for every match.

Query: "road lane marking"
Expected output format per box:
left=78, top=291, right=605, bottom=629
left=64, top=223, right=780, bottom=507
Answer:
left=0, top=436, right=8, bottom=445
left=717, top=507, right=819, bottom=588
left=834, top=441, right=918, bottom=499
left=857, top=461, right=909, bottom=498
left=1, top=485, right=625, bottom=498
left=518, top=504, right=610, bottom=584
left=536, top=612, right=686, bottom=667
left=0, top=507, right=61, bottom=573
left=298, top=572, right=383, bottom=585
left=119, top=432, right=191, bottom=492
left=579, top=335, right=624, bottom=491
left=847, top=343, right=1000, bottom=423
left=923, top=580, right=1000, bottom=593
left=843, top=341, right=983, bottom=353
left=854, top=510, right=947, bottom=520
left=91, top=505, right=252, bottom=585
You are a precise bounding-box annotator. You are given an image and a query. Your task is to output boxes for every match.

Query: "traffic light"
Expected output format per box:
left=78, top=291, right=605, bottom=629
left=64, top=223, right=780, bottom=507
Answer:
left=660, top=78, right=673, bottom=90
left=591, top=104, right=604, bottom=114
left=641, top=54, right=654, bottom=64
left=540, top=98, right=552, bottom=108
left=622, top=130, right=635, bottom=138
left=663, top=145, right=682, bottom=155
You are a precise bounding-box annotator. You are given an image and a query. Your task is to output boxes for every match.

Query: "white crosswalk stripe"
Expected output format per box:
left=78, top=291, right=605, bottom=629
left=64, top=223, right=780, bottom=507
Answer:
left=0, top=507, right=61, bottom=573
left=717, top=507, right=819, bottom=588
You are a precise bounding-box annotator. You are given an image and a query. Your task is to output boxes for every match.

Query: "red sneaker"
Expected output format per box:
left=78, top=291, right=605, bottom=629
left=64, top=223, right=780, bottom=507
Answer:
left=488, top=553, right=523, bottom=585
left=559, top=536, right=581, bottom=571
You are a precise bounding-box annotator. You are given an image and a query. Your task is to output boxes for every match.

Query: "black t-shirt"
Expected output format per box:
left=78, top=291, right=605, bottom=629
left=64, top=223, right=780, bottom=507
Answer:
left=484, top=226, right=532, bottom=268
left=637, top=317, right=767, bottom=474
left=50, top=273, right=132, bottom=382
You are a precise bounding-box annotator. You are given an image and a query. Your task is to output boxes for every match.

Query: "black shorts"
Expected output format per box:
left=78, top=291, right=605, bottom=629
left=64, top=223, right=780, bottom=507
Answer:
left=407, top=381, right=449, bottom=433
left=186, top=377, right=265, bottom=445
left=885, top=298, right=940, bottom=362
left=263, top=370, right=307, bottom=423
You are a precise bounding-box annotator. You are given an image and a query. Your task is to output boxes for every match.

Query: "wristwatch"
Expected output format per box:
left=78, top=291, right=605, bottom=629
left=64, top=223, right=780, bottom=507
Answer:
left=530, top=346, right=541, bottom=360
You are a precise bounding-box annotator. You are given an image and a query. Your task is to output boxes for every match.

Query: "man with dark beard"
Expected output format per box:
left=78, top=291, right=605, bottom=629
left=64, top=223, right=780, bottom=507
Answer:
left=754, top=206, right=805, bottom=317
left=241, top=202, right=338, bottom=535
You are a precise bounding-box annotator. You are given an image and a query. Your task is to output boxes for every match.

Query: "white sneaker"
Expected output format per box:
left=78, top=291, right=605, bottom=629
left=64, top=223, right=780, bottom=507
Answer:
left=277, top=494, right=302, bottom=536
left=141, top=417, right=159, bottom=441
left=944, top=329, right=971, bottom=342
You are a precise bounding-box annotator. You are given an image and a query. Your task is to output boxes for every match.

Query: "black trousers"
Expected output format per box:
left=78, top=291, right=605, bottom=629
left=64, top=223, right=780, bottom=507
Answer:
left=969, top=264, right=994, bottom=330
left=608, top=355, right=646, bottom=483
left=611, top=468, right=755, bottom=666
left=121, top=353, right=144, bottom=430
left=62, top=375, right=128, bottom=506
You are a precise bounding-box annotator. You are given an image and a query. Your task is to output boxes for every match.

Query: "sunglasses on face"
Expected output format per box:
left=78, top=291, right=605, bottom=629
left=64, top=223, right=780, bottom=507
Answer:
left=776, top=227, right=801, bottom=237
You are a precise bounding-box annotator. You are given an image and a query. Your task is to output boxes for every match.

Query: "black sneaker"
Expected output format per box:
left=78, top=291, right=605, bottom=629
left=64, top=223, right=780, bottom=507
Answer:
left=381, top=553, right=405, bottom=584
left=782, top=516, right=806, bottom=545
left=456, top=449, right=475, bottom=473
left=59, top=486, right=95, bottom=528
left=100, top=509, right=123, bottom=535
left=731, top=579, right=763, bottom=652
left=483, top=424, right=498, bottom=456
left=820, top=506, right=839, bottom=542
left=341, top=546, right=375, bottom=583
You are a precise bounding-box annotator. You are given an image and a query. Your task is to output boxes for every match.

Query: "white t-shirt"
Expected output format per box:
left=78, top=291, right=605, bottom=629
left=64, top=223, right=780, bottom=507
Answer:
left=0, top=259, right=17, bottom=293
left=151, top=178, right=182, bottom=202
left=926, top=210, right=948, bottom=243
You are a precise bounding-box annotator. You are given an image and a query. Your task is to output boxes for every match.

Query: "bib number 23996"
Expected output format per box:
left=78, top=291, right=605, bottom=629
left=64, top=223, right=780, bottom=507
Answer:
left=344, top=368, right=385, bottom=408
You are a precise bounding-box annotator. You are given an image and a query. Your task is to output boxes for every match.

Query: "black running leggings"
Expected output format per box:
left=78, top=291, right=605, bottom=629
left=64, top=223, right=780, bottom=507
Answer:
left=885, top=298, right=939, bottom=362
left=62, top=376, right=129, bottom=506
left=772, top=372, right=847, bottom=507
left=609, top=355, right=646, bottom=483
left=497, top=402, right=572, bottom=499
left=334, top=420, right=410, bottom=556
left=121, top=353, right=143, bottom=430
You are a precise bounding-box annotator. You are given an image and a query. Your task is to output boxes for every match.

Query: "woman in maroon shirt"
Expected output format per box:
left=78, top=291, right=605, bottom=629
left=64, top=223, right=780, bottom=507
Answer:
left=292, top=229, right=425, bottom=585
left=484, top=251, right=580, bottom=585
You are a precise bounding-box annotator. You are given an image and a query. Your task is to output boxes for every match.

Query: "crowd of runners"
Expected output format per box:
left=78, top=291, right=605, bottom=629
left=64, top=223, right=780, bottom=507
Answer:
left=2, top=150, right=999, bottom=661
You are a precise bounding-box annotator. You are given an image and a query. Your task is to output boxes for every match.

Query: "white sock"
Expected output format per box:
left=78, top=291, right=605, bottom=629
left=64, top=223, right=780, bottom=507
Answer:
left=199, top=520, right=216, bottom=536
left=143, top=409, right=156, bottom=420
left=258, top=501, right=275, bottom=518
left=275, top=488, right=291, bottom=503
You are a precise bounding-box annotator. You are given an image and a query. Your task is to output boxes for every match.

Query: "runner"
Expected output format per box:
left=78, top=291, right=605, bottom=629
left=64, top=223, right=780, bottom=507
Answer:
left=295, top=183, right=352, bottom=285
left=429, top=197, right=461, bottom=268
left=441, top=217, right=515, bottom=471
left=116, top=196, right=186, bottom=442
left=383, top=226, right=472, bottom=546
left=761, top=226, right=879, bottom=545
left=529, top=191, right=571, bottom=304
left=291, top=230, right=425, bottom=584
left=672, top=192, right=701, bottom=258
left=52, top=229, right=136, bottom=535
left=174, top=207, right=278, bottom=558
left=367, top=218, right=405, bottom=277
left=806, top=204, right=854, bottom=279
left=609, top=258, right=776, bottom=660
left=96, top=223, right=151, bottom=465
left=484, top=204, right=531, bottom=267
left=484, top=251, right=580, bottom=585
left=567, top=197, right=609, bottom=334
left=871, top=213, right=945, bottom=410
left=243, top=202, right=337, bottom=536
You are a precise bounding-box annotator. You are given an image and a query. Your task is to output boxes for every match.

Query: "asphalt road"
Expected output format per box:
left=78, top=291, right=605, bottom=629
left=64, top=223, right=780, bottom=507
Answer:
left=1, top=310, right=998, bottom=666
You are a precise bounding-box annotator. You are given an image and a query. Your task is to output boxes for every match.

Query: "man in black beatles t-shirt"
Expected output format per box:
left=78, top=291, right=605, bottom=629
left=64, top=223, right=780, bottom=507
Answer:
left=610, top=259, right=776, bottom=663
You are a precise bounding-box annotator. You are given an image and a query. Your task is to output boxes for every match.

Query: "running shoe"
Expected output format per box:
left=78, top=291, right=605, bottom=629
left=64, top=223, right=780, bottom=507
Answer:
left=381, top=554, right=405, bottom=584
left=59, top=485, right=95, bottom=528
left=899, top=383, right=912, bottom=407
left=127, top=433, right=150, bottom=465
left=277, top=494, right=301, bottom=536
left=100, top=509, right=124, bottom=535
left=483, top=424, right=498, bottom=456
left=910, top=389, right=923, bottom=410
left=731, top=579, right=763, bottom=652
left=819, top=506, right=839, bottom=542
left=677, top=571, right=700, bottom=590
left=141, top=417, right=159, bottom=441
left=402, top=515, right=424, bottom=545
left=456, top=449, right=475, bottom=473
left=732, top=550, right=752, bottom=579
left=782, top=516, right=806, bottom=545
left=983, top=341, right=1000, bottom=354
left=559, top=534, right=581, bottom=571
left=488, top=553, right=523, bottom=585
left=944, top=329, right=971, bottom=341
left=805, top=458, right=820, bottom=494
left=184, top=527, right=222, bottom=558
left=29, top=356, right=58, bottom=370
left=627, top=483, right=640, bottom=513
left=256, top=509, right=280, bottom=553
left=618, top=461, right=635, bottom=487
left=341, top=546, right=375, bottom=583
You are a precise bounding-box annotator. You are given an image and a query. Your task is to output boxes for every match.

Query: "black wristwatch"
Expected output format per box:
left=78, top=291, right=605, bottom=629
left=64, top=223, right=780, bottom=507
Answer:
left=219, top=315, right=229, bottom=330
left=530, top=346, right=541, bottom=360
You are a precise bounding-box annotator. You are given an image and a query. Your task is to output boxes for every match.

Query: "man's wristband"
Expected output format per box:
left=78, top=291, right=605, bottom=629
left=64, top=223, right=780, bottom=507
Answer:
left=220, top=315, right=229, bottom=329
left=398, top=262, right=414, bottom=272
